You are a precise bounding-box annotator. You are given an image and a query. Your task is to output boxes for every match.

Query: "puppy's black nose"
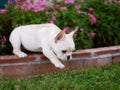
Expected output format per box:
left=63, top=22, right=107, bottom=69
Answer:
left=67, top=56, right=70, bottom=60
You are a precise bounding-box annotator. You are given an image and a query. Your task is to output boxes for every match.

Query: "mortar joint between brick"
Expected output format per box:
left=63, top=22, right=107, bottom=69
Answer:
left=25, top=63, right=30, bottom=77
left=111, top=52, right=120, bottom=64
left=34, top=54, right=41, bottom=62
left=81, top=59, right=84, bottom=67
left=90, top=50, right=95, bottom=56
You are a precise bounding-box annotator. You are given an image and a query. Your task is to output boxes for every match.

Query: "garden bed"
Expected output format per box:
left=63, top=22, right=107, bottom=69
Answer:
left=0, top=45, right=120, bottom=78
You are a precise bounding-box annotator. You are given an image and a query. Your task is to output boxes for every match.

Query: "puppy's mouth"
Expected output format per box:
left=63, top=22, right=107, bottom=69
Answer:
left=67, top=55, right=71, bottom=60
left=59, top=55, right=72, bottom=61
left=52, top=49, right=72, bottom=61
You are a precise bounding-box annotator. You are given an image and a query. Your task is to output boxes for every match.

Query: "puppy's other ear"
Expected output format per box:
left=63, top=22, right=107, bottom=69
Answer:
left=55, top=30, right=65, bottom=43
left=68, top=26, right=79, bottom=38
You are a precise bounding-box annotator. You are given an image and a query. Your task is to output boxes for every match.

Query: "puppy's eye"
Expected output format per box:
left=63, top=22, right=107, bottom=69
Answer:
left=62, top=50, right=67, bottom=53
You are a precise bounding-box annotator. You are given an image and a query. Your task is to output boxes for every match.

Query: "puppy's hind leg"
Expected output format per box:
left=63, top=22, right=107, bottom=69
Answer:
left=9, top=29, right=27, bottom=58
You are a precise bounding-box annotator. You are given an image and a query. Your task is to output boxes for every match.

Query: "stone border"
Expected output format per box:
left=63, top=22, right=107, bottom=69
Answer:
left=0, top=45, right=120, bottom=78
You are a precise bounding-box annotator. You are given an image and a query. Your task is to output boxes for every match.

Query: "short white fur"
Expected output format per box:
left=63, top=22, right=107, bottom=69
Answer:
left=9, top=23, right=78, bottom=68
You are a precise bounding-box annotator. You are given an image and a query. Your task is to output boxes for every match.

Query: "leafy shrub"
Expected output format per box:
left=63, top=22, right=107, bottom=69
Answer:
left=0, top=0, right=120, bottom=55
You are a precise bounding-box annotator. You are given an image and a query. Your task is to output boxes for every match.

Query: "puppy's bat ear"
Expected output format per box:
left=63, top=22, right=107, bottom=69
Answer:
left=55, top=30, right=65, bottom=43
left=68, top=26, right=79, bottom=38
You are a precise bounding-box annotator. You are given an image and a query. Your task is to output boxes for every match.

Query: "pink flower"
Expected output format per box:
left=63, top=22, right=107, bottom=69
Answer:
left=15, top=0, right=21, bottom=4
left=88, top=7, right=94, bottom=12
left=60, top=6, right=67, bottom=10
left=20, top=3, right=28, bottom=10
left=45, top=11, right=49, bottom=15
left=75, top=3, right=81, bottom=13
left=26, top=0, right=31, bottom=3
left=1, top=35, right=7, bottom=45
left=64, top=0, right=74, bottom=4
left=80, top=28, right=84, bottom=32
left=52, top=16, right=56, bottom=21
left=50, top=16, right=56, bottom=23
left=63, top=27, right=69, bottom=32
left=88, top=32, right=96, bottom=38
left=75, top=3, right=81, bottom=10
left=33, top=6, right=45, bottom=13
left=33, top=0, right=48, bottom=12
left=0, top=9, right=7, bottom=14
left=20, top=0, right=48, bottom=12
left=7, top=0, right=12, bottom=5
left=53, top=4, right=60, bottom=9
left=88, top=13, right=97, bottom=25
left=37, top=0, right=48, bottom=7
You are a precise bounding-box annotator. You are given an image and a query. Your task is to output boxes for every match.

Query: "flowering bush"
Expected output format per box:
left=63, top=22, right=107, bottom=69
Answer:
left=0, top=0, right=120, bottom=55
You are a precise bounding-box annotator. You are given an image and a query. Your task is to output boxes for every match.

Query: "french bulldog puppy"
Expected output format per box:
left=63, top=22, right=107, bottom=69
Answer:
left=9, top=23, right=78, bottom=68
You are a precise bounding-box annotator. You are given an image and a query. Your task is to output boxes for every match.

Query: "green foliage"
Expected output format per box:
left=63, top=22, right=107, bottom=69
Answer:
left=0, top=0, right=120, bottom=55
left=87, top=0, right=120, bottom=48
left=0, top=63, right=120, bottom=90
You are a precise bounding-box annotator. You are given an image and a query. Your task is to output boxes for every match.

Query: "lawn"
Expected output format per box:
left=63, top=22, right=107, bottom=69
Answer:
left=0, top=63, right=120, bottom=90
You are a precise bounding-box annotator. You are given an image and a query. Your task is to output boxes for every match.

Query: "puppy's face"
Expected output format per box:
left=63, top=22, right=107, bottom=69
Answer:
left=53, top=28, right=78, bottom=60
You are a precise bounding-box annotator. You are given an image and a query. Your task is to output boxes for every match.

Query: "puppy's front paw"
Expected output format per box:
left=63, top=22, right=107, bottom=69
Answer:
left=18, top=52, right=27, bottom=58
left=15, top=52, right=27, bottom=58
left=13, top=50, right=27, bottom=58
left=55, top=63, right=65, bottom=69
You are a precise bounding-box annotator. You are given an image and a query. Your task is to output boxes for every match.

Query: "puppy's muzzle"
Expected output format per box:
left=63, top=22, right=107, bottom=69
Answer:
left=67, top=55, right=71, bottom=60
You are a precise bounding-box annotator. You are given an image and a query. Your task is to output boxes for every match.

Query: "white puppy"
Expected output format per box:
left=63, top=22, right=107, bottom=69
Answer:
left=9, top=23, right=78, bottom=68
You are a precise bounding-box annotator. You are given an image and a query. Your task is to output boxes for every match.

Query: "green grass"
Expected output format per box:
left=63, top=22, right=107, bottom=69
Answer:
left=0, top=63, right=120, bottom=90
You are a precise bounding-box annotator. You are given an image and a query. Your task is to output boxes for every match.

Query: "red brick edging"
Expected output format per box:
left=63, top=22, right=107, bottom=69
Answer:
left=0, top=45, right=120, bottom=78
